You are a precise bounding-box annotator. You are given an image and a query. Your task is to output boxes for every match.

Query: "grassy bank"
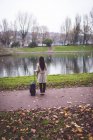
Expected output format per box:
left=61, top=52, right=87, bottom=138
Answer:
left=0, top=45, right=93, bottom=56
left=0, top=73, right=93, bottom=91
left=53, top=45, right=93, bottom=52
left=10, top=45, right=93, bottom=53
left=0, top=105, right=93, bottom=139
left=0, top=47, right=12, bottom=56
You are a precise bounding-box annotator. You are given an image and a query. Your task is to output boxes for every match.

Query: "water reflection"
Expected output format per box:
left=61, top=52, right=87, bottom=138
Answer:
left=0, top=53, right=93, bottom=77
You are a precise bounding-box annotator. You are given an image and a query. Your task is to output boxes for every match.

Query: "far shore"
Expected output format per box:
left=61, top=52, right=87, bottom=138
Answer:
left=0, top=51, right=92, bottom=57
left=0, top=45, right=93, bottom=56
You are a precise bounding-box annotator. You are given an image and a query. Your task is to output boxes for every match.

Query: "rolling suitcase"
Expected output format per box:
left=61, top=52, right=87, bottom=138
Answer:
left=30, top=71, right=36, bottom=96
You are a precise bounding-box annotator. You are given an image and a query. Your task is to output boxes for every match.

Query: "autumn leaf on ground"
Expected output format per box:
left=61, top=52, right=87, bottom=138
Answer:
left=1, top=137, right=6, bottom=140
left=31, top=128, right=36, bottom=134
left=20, top=136, right=24, bottom=140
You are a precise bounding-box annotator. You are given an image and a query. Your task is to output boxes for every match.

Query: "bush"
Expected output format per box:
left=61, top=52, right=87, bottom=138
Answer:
left=11, top=42, right=20, bottom=48
left=43, top=38, right=53, bottom=47
left=28, top=42, right=38, bottom=48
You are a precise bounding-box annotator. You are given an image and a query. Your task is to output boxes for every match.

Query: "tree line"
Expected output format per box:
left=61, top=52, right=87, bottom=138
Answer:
left=0, top=8, right=93, bottom=48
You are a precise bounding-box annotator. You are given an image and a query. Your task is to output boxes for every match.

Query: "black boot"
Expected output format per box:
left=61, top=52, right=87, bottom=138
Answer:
left=39, top=83, right=43, bottom=93
left=43, top=83, right=46, bottom=93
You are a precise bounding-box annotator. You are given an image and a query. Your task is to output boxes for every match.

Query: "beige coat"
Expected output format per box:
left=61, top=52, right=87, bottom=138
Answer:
left=36, top=63, right=47, bottom=83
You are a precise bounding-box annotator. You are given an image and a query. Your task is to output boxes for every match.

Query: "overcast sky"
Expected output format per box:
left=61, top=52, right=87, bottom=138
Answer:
left=0, top=0, right=93, bottom=32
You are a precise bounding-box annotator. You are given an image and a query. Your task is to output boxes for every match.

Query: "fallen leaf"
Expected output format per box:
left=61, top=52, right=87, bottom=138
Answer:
left=13, top=126, right=16, bottom=133
left=88, top=133, right=93, bottom=140
left=6, top=125, right=10, bottom=129
left=20, top=136, right=24, bottom=140
left=89, top=136, right=93, bottom=140
left=65, top=124, right=70, bottom=128
left=21, top=112, right=26, bottom=116
left=67, top=101, right=72, bottom=104
left=64, top=111, right=68, bottom=117
left=31, top=128, right=36, bottom=133
left=77, top=127, right=83, bottom=133
left=2, top=137, right=6, bottom=140
left=53, top=115, right=58, bottom=119
left=71, top=122, right=83, bottom=133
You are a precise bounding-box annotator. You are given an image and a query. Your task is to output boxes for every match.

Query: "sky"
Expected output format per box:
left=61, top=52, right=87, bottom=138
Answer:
left=0, top=0, right=93, bottom=32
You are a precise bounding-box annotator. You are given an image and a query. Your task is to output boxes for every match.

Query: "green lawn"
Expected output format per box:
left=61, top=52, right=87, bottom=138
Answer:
left=0, top=73, right=93, bottom=90
left=53, top=45, right=93, bottom=51
left=12, top=46, right=48, bottom=52
left=5, top=45, right=93, bottom=54
left=0, top=45, right=93, bottom=56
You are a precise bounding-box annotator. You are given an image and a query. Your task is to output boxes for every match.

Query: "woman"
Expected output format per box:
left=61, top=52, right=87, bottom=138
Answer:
left=36, top=56, right=47, bottom=95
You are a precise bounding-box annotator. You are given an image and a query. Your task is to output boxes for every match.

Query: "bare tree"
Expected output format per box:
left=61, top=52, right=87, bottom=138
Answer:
left=39, top=26, right=49, bottom=46
left=12, top=21, right=18, bottom=43
left=0, top=19, right=12, bottom=47
left=82, top=15, right=91, bottom=44
left=60, top=17, right=72, bottom=45
left=64, top=17, right=72, bottom=44
left=90, top=8, right=93, bottom=27
left=31, top=19, right=40, bottom=45
left=60, top=24, right=65, bottom=45
left=90, top=8, right=93, bottom=44
left=17, top=12, right=32, bottom=47
left=73, top=15, right=81, bottom=44
left=8, top=20, right=18, bottom=46
left=50, top=32, right=60, bottom=45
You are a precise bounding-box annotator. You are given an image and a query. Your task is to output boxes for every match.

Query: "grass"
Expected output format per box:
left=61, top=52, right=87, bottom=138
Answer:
left=0, top=47, right=12, bottom=56
left=0, top=45, right=93, bottom=56
left=0, top=105, right=93, bottom=139
left=12, top=46, right=48, bottom=52
left=13, top=45, right=93, bottom=52
left=53, top=45, right=93, bottom=52
left=0, top=73, right=93, bottom=90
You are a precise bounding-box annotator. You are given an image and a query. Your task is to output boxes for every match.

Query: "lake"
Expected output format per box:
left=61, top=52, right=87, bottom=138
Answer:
left=0, top=52, right=93, bottom=77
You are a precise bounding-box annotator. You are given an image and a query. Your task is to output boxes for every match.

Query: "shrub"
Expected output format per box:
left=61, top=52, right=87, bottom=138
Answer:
left=11, top=42, right=20, bottom=48
left=28, top=42, right=38, bottom=48
left=43, top=38, right=53, bottom=47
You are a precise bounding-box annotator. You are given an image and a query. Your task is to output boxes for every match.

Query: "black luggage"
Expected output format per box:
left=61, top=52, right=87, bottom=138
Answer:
left=30, top=82, right=36, bottom=96
left=30, top=71, right=36, bottom=96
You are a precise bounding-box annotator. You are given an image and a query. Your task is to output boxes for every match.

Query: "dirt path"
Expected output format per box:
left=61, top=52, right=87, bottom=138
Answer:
left=0, top=87, right=93, bottom=111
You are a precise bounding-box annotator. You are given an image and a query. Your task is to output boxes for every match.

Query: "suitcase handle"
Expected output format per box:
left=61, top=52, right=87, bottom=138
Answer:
left=34, top=70, right=36, bottom=83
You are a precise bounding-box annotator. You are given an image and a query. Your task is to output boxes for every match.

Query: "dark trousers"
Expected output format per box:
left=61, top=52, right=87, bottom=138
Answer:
left=39, top=83, right=46, bottom=93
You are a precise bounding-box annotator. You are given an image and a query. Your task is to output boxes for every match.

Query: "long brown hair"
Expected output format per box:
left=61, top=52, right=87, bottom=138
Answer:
left=39, top=56, right=45, bottom=71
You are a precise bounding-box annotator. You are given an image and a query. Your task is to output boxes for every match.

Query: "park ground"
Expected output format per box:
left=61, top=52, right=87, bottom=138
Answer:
left=0, top=86, right=93, bottom=139
left=0, top=87, right=93, bottom=111
left=0, top=46, right=93, bottom=139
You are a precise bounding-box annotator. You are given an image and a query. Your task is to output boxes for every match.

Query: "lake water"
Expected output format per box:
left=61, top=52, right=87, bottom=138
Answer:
left=0, top=53, right=93, bottom=77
